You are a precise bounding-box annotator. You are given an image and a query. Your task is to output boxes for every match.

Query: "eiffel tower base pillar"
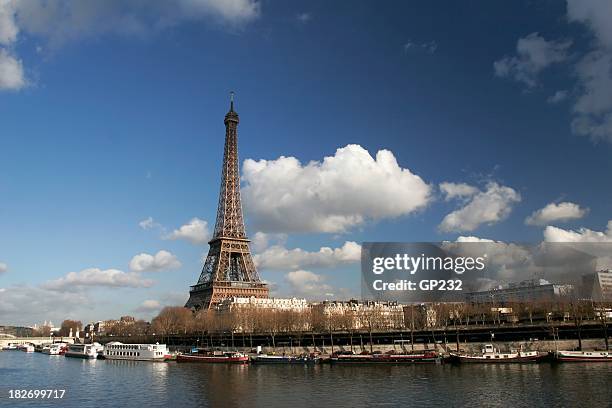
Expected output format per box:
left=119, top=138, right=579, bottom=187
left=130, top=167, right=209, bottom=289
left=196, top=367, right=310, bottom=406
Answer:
left=186, top=282, right=270, bottom=310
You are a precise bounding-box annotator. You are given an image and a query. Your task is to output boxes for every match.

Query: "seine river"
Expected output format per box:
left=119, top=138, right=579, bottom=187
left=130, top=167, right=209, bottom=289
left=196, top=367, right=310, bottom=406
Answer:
left=1, top=351, right=611, bottom=407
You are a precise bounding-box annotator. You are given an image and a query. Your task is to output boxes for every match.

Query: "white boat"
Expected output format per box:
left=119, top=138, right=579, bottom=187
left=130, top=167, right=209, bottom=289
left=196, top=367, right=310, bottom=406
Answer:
left=447, top=344, right=545, bottom=363
left=19, top=344, right=35, bottom=353
left=42, top=343, right=66, bottom=355
left=102, top=342, right=168, bottom=361
left=553, top=350, right=612, bottom=362
left=64, top=343, right=103, bottom=359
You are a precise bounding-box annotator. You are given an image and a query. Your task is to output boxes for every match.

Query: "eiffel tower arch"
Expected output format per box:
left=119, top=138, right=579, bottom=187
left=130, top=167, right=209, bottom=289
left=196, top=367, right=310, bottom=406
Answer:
left=185, top=94, right=269, bottom=310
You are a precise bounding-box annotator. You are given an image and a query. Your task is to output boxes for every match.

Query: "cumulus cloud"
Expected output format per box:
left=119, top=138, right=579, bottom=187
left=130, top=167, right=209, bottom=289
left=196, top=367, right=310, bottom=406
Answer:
left=165, top=218, right=210, bottom=245
left=251, top=231, right=287, bottom=253
left=296, top=12, right=310, bottom=23
left=12, top=0, right=260, bottom=47
left=0, top=48, right=26, bottom=90
left=0, top=0, right=260, bottom=92
left=494, top=32, right=571, bottom=87
left=0, top=262, right=7, bottom=273
left=139, top=216, right=161, bottom=230
left=285, top=270, right=332, bottom=298
left=134, top=299, right=162, bottom=313
left=570, top=51, right=612, bottom=143
left=254, top=241, right=361, bottom=270
left=544, top=220, right=612, bottom=242
left=547, top=90, right=568, bottom=104
left=242, top=144, right=432, bottom=233
left=525, top=202, right=588, bottom=226
left=567, top=0, right=612, bottom=50
left=439, top=182, right=521, bottom=233
left=565, top=1, right=612, bottom=143
left=43, top=268, right=154, bottom=291
left=0, top=285, right=90, bottom=326
left=403, top=40, right=438, bottom=54
left=439, top=182, right=479, bottom=201
left=129, top=250, right=181, bottom=272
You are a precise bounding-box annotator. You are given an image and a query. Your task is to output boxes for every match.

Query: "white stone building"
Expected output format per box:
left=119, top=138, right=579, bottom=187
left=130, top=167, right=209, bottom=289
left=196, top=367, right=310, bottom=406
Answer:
left=216, top=296, right=309, bottom=312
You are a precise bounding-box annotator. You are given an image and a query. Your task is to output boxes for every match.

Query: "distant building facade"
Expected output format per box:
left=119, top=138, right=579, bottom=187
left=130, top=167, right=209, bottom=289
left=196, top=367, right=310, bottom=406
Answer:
left=582, top=270, right=612, bottom=302
left=216, top=296, right=308, bottom=312
left=465, top=279, right=574, bottom=304
left=312, top=299, right=405, bottom=329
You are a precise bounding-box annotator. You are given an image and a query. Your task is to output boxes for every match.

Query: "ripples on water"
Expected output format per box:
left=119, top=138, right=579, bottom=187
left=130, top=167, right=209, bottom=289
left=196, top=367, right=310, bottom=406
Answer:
left=1, top=352, right=611, bottom=407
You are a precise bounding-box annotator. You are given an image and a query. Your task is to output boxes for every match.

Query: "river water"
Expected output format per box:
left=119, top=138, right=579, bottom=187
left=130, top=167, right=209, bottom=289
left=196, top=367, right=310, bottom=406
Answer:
left=1, top=351, right=610, bottom=407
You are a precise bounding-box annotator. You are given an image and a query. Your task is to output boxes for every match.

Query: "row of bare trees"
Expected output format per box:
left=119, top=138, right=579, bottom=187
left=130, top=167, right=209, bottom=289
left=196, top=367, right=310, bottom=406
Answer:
left=126, top=300, right=611, bottom=351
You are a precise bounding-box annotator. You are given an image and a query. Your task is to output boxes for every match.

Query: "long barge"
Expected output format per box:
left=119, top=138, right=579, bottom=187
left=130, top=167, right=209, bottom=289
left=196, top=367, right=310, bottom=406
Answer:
left=552, top=350, right=611, bottom=362
left=446, top=344, right=546, bottom=363
left=177, top=350, right=248, bottom=363
left=330, top=350, right=440, bottom=363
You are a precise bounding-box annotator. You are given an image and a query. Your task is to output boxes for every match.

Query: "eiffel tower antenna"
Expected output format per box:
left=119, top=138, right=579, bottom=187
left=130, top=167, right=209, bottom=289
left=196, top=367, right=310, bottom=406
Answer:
left=185, top=95, right=269, bottom=310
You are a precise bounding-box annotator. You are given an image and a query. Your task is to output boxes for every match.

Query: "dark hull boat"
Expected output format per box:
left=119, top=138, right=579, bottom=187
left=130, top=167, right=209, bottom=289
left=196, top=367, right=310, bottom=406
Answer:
left=331, top=351, right=440, bottom=364
left=177, top=350, right=248, bottom=363
left=251, top=354, right=320, bottom=364
left=552, top=350, right=612, bottom=362
left=446, top=344, right=546, bottom=364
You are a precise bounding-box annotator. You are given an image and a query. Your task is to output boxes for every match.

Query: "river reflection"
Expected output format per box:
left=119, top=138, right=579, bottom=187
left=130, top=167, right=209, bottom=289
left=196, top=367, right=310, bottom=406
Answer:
left=1, top=352, right=610, bottom=407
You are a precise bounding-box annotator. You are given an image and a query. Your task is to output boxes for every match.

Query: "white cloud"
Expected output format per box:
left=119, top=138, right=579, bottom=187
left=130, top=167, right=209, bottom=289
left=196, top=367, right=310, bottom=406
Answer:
left=544, top=220, right=612, bottom=242
left=0, top=48, right=26, bottom=90
left=12, top=0, right=260, bottom=47
left=547, top=90, right=568, bottom=104
left=447, top=236, right=532, bottom=269
left=494, top=32, right=571, bottom=87
left=439, top=182, right=479, bottom=201
left=439, top=182, right=521, bottom=232
left=403, top=39, right=437, bottom=54
left=422, top=40, right=437, bottom=54
left=43, top=268, right=154, bottom=291
left=134, top=299, right=162, bottom=313
left=242, top=144, right=432, bottom=233
left=0, top=285, right=90, bottom=326
left=571, top=51, right=612, bottom=143
left=0, top=0, right=260, bottom=92
left=129, top=250, right=181, bottom=272
left=0, top=262, right=7, bottom=273
left=296, top=12, right=310, bottom=23
left=251, top=231, right=287, bottom=253
left=139, top=216, right=160, bottom=230
left=254, top=241, right=361, bottom=270
left=567, top=0, right=612, bottom=50
left=285, top=270, right=332, bottom=298
left=165, top=218, right=210, bottom=245
left=0, top=0, right=18, bottom=45
left=565, top=1, right=612, bottom=143
left=525, top=201, right=588, bottom=226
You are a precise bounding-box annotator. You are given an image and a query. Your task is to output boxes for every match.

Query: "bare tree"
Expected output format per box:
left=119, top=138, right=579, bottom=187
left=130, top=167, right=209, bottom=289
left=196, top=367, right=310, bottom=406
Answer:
left=59, top=320, right=82, bottom=337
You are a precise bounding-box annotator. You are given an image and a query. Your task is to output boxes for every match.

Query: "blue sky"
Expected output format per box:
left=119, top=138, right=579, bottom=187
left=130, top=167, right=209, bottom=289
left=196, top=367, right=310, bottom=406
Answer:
left=0, top=0, right=611, bottom=326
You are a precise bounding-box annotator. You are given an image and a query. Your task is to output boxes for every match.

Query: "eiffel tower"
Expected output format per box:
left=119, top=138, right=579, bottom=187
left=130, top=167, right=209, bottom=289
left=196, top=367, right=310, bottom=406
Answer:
left=185, top=93, right=269, bottom=310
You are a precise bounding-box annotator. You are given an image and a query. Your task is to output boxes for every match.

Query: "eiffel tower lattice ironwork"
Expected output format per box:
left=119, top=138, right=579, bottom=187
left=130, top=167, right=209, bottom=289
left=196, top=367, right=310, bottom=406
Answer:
left=185, top=93, right=269, bottom=310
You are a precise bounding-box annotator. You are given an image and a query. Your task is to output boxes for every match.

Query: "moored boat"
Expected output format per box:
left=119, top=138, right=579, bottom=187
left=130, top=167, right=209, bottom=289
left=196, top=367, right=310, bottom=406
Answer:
left=251, top=353, right=320, bottom=364
left=552, top=350, right=612, bottom=362
left=330, top=350, right=440, bottom=363
left=42, top=343, right=67, bottom=355
left=64, top=343, right=103, bottom=359
left=177, top=349, right=248, bottom=363
left=102, top=342, right=168, bottom=361
left=19, top=344, right=35, bottom=353
left=447, top=344, right=545, bottom=363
